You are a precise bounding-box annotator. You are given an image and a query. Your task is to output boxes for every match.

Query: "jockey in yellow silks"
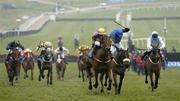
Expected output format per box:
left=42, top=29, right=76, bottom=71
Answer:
left=88, top=27, right=111, bottom=58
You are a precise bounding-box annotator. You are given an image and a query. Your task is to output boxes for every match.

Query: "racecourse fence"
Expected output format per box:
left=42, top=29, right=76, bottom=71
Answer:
left=0, top=54, right=78, bottom=63
left=1, top=16, right=180, bottom=41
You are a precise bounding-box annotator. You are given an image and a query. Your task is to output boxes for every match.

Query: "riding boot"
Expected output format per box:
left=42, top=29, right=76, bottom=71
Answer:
left=64, top=58, right=68, bottom=64
left=141, top=51, right=151, bottom=61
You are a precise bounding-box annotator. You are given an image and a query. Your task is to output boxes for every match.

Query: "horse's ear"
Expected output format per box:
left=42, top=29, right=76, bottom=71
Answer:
left=126, top=48, right=129, bottom=51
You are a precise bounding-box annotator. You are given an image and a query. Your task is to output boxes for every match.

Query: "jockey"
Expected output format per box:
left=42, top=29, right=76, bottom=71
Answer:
left=54, top=46, right=69, bottom=64
left=88, top=27, right=110, bottom=58
left=36, top=41, right=53, bottom=60
left=5, top=40, right=24, bottom=63
left=57, top=35, right=64, bottom=48
left=141, top=31, right=165, bottom=61
left=77, top=45, right=90, bottom=63
left=110, top=27, right=130, bottom=56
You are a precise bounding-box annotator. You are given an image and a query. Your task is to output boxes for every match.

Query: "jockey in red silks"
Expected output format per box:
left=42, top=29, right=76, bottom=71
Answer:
left=88, top=27, right=110, bottom=58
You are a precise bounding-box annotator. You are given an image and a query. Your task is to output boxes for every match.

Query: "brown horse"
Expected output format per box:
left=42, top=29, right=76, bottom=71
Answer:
left=109, top=49, right=130, bottom=95
left=22, top=49, right=35, bottom=80
left=88, top=35, right=112, bottom=93
left=56, top=52, right=66, bottom=81
left=144, top=48, right=162, bottom=91
left=77, top=50, right=89, bottom=82
left=4, top=48, right=21, bottom=86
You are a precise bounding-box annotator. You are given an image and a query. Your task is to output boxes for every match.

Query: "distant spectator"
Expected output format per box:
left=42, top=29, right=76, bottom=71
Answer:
left=171, top=46, right=176, bottom=53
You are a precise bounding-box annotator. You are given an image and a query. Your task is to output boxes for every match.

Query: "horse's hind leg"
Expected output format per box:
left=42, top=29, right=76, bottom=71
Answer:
left=118, top=73, right=125, bottom=95
left=154, top=71, right=160, bottom=89
left=100, top=73, right=104, bottom=93
left=93, top=72, right=99, bottom=89
left=88, top=73, right=93, bottom=90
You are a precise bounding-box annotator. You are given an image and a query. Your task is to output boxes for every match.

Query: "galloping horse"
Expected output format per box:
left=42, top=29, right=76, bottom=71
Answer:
left=55, top=52, right=66, bottom=81
left=77, top=50, right=89, bottom=82
left=4, top=48, right=21, bottom=86
left=22, top=48, right=35, bottom=80
left=110, top=48, right=130, bottom=95
left=38, top=48, right=54, bottom=85
left=88, top=35, right=112, bottom=93
left=144, top=45, right=162, bottom=91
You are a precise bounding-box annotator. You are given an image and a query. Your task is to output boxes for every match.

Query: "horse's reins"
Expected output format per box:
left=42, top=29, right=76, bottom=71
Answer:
left=148, top=57, right=160, bottom=64
left=94, top=57, right=111, bottom=63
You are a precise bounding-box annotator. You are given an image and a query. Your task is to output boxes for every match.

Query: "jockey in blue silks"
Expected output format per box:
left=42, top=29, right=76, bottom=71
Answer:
left=141, top=31, right=165, bottom=61
left=110, top=28, right=130, bottom=57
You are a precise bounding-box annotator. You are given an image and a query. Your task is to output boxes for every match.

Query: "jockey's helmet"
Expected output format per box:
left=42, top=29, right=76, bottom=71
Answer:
left=97, top=28, right=106, bottom=35
left=151, top=31, right=158, bottom=38
left=151, top=31, right=158, bottom=35
left=58, top=35, right=62, bottom=40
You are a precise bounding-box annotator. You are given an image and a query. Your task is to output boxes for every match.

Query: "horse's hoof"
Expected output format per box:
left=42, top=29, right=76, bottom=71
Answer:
left=100, top=89, right=104, bottom=93
left=145, top=81, right=148, bottom=84
left=154, top=85, right=158, bottom=89
left=42, top=75, right=45, bottom=79
left=93, top=84, right=98, bottom=88
left=107, top=87, right=111, bottom=91
left=104, top=83, right=107, bottom=86
left=89, top=85, right=92, bottom=90
left=78, top=75, right=81, bottom=78
left=50, top=82, right=53, bottom=85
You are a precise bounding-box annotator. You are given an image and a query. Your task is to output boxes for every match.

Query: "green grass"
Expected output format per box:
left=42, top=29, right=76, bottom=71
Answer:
left=0, top=63, right=180, bottom=101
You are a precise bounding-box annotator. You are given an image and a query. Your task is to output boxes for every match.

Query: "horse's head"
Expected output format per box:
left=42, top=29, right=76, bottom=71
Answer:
left=10, top=48, right=21, bottom=61
left=99, top=35, right=111, bottom=49
left=56, top=53, right=63, bottom=64
left=81, top=51, right=89, bottom=63
left=115, top=49, right=130, bottom=68
left=149, top=48, right=160, bottom=63
left=43, top=48, right=53, bottom=62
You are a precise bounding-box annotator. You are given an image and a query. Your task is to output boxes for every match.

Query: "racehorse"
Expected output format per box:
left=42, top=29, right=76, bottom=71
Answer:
left=55, top=52, right=66, bottom=81
left=104, top=48, right=130, bottom=95
left=88, top=35, right=112, bottom=93
left=22, top=49, right=35, bottom=80
left=77, top=50, right=89, bottom=82
left=4, top=48, right=21, bottom=86
left=38, top=48, right=54, bottom=85
left=144, top=46, right=162, bottom=91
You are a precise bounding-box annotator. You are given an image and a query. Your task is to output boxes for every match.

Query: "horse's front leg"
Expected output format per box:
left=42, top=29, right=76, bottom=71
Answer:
left=154, top=71, right=160, bottom=89
left=31, top=68, right=33, bottom=80
left=100, top=73, right=104, bottom=93
left=104, top=73, right=108, bottom=86
left=113, top=74, right=118, bottom=95
left=118, top=73, right=125, bottom=95
left=47, top=69, right=50, bottom=85
left=50, top=67, right=53, bottom=85
left=93, top=72, right=98, bottom=89
left=149, top=72, right=154, bottom=91
left=145, top=66, right=148, bottom=84
left=82, top=69, right=85, bottom=82
left=107, top=69, right=112, bottom=91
